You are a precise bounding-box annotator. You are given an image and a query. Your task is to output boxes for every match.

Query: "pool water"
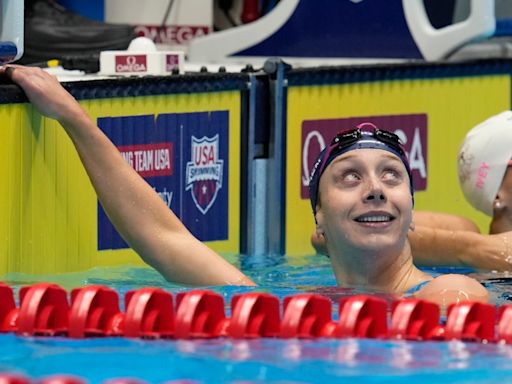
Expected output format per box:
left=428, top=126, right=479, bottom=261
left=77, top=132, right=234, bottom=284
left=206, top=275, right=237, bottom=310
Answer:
left=2, top=254, right=512, bottom=383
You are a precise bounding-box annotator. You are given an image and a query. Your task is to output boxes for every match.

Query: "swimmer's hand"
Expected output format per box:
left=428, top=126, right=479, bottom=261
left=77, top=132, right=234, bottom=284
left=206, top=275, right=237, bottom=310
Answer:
left=0, top=65, right=84, bottom=125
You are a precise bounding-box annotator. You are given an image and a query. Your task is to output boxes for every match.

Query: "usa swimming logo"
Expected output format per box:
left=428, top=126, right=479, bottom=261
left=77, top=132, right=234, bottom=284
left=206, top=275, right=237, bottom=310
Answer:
left=185, top=134, right=224, bottom=214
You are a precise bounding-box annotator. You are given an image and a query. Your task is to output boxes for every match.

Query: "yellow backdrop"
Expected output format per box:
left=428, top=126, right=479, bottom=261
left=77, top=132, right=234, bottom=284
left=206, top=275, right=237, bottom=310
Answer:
left=0, top=92, right=241, bottom=275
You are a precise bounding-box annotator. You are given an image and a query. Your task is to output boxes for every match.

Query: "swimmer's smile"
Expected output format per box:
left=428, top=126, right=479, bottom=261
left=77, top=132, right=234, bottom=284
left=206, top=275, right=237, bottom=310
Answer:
left=354, top=211, right=396, bottom=228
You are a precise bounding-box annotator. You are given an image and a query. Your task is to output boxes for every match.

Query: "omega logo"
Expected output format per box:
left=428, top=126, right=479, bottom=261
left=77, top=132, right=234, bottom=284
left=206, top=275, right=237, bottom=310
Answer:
left=115, top=55, right=147, bottom=73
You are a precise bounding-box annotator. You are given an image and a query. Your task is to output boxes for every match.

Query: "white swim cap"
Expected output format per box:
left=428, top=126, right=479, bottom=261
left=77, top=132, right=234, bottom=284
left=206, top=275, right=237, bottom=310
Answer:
left=458, top=111, right=512, bottom=216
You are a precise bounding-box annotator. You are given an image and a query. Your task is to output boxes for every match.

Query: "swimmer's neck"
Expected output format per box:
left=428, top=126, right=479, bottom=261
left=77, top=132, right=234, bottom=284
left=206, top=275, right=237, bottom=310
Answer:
left=328, top=243, right=428, bottom=293
left=490, top=215, right=512, bottom=234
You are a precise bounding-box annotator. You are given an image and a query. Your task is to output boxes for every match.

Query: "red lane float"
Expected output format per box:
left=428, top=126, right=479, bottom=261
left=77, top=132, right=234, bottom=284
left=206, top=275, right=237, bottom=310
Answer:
left=174, top=290, right=228, bottom=338
left=0, top=374, right=199, bottom=384
left=0, top=374, right=87, bottom=384
left=124, top=288, right=174, bottom=339
left=281, top=294, right=335, bottom=338
left=17, top=283, right=69, bottom=336
left=1, top=281, right=512, bottom=344
left=335, top=295, right=387, bottom=339
left=389, top=299, right=441, bottom=340
left=444, top=301, right=496, bottom=342
left=69, top=285, right=121, bottom=338
left=498, top=305, right=512, bottom=343
left=229, top=293, right=280, bottom=338
left=38, top=375, right=87, bottom=384
left=0, top=283, right=17, bottom=333
left=0, top=373, right=31, bottom=384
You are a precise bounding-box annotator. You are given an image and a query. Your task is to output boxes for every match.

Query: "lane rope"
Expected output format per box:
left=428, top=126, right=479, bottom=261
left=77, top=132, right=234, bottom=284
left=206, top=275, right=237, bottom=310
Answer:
left=0, top=282, right=508, bottom=342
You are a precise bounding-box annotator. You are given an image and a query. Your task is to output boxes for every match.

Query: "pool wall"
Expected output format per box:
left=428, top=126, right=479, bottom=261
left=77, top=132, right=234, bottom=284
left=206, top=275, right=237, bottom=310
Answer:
left=0, top=75, right=249, bottom=275
left=1, top=61, right=512, bottom=274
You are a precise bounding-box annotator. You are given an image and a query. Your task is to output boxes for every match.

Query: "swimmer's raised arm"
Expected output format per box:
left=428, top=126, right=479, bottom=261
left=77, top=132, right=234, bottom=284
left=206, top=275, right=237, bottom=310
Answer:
left=3, top=65, right=254, bottom=286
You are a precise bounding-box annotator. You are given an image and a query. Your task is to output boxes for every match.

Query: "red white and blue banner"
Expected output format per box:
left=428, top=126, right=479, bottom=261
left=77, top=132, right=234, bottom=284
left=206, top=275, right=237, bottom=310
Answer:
left=97, top=111, right=229, bottom=250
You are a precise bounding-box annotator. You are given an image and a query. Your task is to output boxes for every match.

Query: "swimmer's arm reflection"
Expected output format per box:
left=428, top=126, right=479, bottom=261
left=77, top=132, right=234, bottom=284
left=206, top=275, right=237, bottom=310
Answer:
left=3, top=65, right=255, bottom=286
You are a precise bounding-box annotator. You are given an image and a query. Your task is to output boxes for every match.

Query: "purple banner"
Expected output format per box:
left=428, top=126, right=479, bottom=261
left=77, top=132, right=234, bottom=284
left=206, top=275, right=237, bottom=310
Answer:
left=301, top=114, right=428, bottom=199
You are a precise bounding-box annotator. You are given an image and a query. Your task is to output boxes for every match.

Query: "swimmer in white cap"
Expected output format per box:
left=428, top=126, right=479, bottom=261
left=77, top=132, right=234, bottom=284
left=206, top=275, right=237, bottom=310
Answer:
left=458, top=111, right=512, bottom=233
left=1, top=65, right=488, bottom=307
left=411, top=111, right=512, bottom=270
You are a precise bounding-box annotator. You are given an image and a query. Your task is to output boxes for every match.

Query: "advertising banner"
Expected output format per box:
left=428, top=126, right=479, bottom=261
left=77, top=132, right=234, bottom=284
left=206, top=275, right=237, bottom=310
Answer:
left=97, top=111, right=230, bottom=250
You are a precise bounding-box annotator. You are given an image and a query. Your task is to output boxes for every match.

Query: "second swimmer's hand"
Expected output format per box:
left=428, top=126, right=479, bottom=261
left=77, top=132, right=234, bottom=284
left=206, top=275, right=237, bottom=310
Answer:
left=0, top=65, right=84, bottom=125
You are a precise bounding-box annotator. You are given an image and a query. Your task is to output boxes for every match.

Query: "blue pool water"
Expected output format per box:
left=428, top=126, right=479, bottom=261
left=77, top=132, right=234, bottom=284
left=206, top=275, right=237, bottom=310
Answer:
left=2, top=254, right=512, bottom=383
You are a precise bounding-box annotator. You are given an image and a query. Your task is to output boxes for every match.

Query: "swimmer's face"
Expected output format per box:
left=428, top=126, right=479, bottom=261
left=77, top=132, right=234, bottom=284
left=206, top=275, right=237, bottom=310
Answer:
left=315, top=149, right=413, bottom=255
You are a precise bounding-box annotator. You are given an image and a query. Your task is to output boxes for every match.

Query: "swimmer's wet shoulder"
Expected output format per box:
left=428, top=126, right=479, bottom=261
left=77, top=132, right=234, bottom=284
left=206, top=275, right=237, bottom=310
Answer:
left=412, top=274, right=489, bottom=307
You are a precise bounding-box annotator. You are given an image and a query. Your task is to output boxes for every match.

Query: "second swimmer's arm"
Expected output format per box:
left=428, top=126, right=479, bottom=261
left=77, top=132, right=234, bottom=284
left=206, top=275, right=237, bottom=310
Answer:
left=410, top=225, right=512, bottom=271
left=413, top=211, right=480, bottom=232
left=5, top=65, right=254, bottom=286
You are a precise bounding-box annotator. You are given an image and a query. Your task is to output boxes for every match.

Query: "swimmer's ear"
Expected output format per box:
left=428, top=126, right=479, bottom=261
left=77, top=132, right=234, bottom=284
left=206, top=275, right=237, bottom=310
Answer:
left=315, top=211, right=327, bottom=240
left=315, top=222, right=324, bottom=236
left=493, top=196, right=505, bottom=211
left=311, top=229, right=328, bottom=256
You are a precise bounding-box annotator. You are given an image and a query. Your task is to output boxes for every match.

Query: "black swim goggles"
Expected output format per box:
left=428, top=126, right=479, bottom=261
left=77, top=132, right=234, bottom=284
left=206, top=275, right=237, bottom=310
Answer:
left=330, top=126, right=406, bottom=157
